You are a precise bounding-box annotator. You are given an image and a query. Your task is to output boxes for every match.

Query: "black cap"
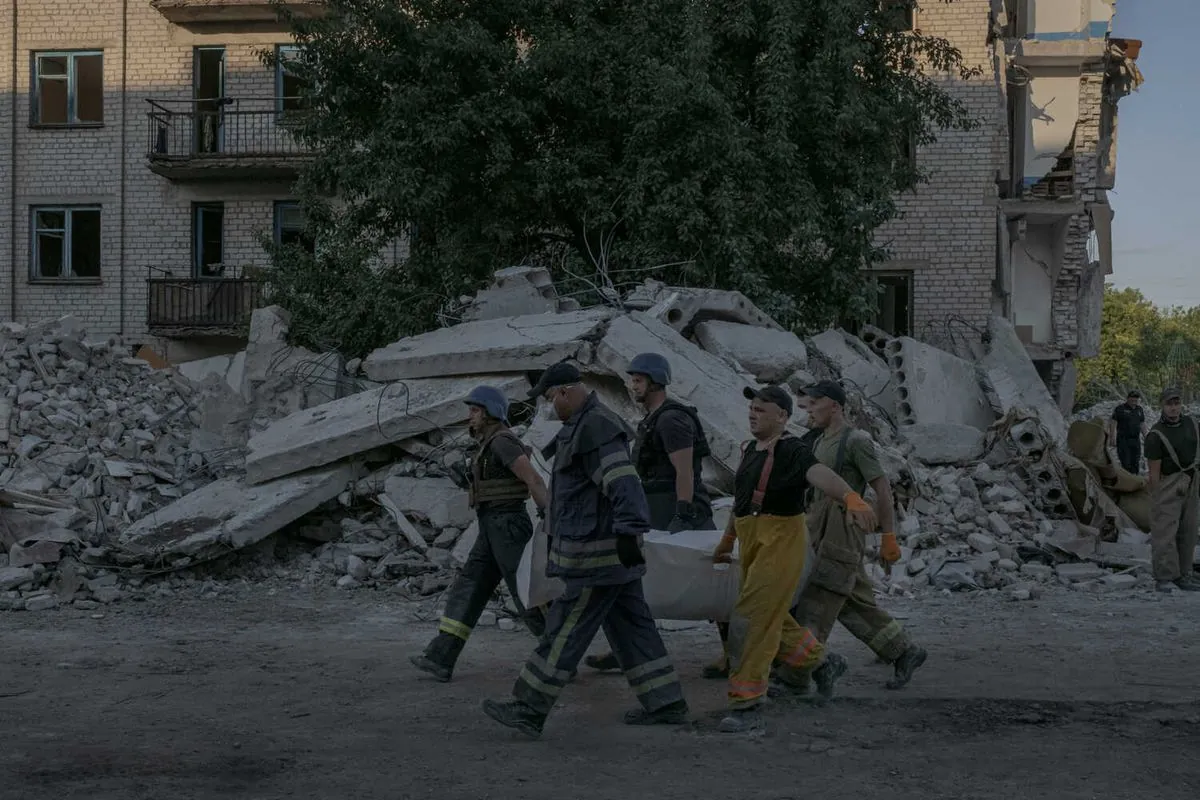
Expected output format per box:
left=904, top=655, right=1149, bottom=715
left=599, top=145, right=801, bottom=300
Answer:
left=1162, top=387, right=1182, bottom=403
left=800, top=379, right=847, bottom=406
left=1127, top=390, right=1141, bottom=398
left=743, top=385, right=793, bottom=416
left=528, top=362, right=582, bottom=399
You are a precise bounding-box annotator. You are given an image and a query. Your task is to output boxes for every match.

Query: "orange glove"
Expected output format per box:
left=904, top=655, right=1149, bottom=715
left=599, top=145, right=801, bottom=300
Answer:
left=712, top=532, right=736, bottom=564
left=842, top=491, right=878, bottom=532
left=880, top=532, right=901, bottom=564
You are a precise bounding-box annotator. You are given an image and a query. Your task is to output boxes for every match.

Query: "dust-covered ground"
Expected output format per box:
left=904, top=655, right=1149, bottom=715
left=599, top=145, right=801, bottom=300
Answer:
left=3, top=585, right=1200, bottom=800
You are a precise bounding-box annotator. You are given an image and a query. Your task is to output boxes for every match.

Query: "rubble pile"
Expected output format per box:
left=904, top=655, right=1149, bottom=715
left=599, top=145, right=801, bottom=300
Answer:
left=1, top=268, right=1178, bottom=613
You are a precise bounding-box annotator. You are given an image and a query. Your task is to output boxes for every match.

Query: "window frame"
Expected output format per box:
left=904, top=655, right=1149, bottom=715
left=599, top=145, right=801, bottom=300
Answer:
left=192, top=201, right=227, bottom=279
left=273, top=200, right=316, bottom=255
left=274, top=44, right=307, bottom=115
left=29, top=205, right=103, bottom=282
left=31, top=50, right=105, bottom=128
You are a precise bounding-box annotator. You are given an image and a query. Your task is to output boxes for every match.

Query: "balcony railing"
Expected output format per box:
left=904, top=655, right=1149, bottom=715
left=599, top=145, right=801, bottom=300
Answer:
left=147, top=271, right=267, bottom=336
left=146, top=98, right=311, bottom=179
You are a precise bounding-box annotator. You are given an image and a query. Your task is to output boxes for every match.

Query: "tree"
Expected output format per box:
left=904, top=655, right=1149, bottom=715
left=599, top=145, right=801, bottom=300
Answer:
left=265, top=0, right=977, bottom=356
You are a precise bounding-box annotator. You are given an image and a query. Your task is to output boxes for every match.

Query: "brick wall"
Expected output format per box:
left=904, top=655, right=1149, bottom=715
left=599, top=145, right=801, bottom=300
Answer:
left=873, top=0, right=1007, bottom=347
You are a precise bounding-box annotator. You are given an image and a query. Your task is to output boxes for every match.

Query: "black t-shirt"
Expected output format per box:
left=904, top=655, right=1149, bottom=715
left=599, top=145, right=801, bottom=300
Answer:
left=1111, top=403, right=1145, bottom=439
left=733, top=435, right=817, bottom=517
left=639, top=408, right=700, bottom=484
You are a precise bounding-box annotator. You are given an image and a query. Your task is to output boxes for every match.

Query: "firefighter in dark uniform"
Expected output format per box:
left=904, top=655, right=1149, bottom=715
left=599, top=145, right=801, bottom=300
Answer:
left=482, top=363, right=689, bottom=738
left=584, top=352, right=717, bottom=674
left=1109, top=390, right=1148, bottom=474
left=410, top=385, right=549, bottom=683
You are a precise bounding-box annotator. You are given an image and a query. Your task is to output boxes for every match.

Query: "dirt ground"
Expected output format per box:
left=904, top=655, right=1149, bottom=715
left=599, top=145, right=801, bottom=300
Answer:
left=4, top=583, right=1200, bottom=800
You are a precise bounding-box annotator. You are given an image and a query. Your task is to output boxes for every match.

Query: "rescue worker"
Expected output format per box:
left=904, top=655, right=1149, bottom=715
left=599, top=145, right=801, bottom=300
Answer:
left=584, top=351, right=718, bottom=674
left=410, top=385, right=549, bottom=682
left=1108, top=390, right=1148, bottom=474
left=1144, top=387, right=1200, bottom=593
left=482, top=363, right=689, bottom=738
left=792, top=380, right=928, bottom=690
left=711, top=384, right=876, bottom=733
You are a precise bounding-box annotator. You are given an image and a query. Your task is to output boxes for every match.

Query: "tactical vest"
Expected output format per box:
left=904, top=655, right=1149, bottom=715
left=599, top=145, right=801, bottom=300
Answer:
left=468, top=428, right=531, bottom=508
left=633, top=399, right=711, bottom=495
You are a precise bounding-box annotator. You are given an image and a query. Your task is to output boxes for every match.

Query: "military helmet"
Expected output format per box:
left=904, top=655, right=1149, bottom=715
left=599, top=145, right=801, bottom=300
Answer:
left=627, top=352, right=671, bottom=386
left=465, top=385, right=510, bottom=423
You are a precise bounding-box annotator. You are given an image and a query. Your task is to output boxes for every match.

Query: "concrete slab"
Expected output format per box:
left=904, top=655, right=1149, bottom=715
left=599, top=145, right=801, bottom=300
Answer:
left=807, top=330, right=895, bottom=412
left=899, top=423, right=985, bottom=465
left=461, top=266, right=579, bottom=321
left=694, top=321, right=806, bottom=383
left=117, top=464, right=355, bottom=565
left=885, top=337, right=994, bottom=430
left=382, top=476, right=473, bottom=530
left=982, top=317, right=1067, bottom=444
left=245, top=375, right=527, bottom=485
left=362, top=309, right=614, bottom=383
left=623, top=281, right=780, bottom=335
left=595, top=313, right=753, bottom=480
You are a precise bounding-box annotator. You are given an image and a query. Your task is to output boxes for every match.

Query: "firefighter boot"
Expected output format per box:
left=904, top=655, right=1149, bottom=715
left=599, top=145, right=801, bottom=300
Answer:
left=623, top=699, right=690, bottom=726
left=886, top=645, right=928, bottom=690
left=718, top=707, right=764, bottom=734
left=812, top=652, right=848, bottom=703
left=481, top=698, right=546, bottom=739
left=584, top=652, right=621, bottom=672
left=409, top=653, right=452, bottom=683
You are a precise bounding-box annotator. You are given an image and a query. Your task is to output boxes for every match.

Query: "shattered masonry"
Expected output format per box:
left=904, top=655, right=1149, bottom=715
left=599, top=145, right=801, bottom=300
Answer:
left=873, top=0, right=1142, bottom=410
left=0, top=271, right=1180, bottom=614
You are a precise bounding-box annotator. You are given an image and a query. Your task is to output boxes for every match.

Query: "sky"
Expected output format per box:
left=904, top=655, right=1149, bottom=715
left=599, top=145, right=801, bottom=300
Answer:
left=1108, top=1, right=1198, bottom=309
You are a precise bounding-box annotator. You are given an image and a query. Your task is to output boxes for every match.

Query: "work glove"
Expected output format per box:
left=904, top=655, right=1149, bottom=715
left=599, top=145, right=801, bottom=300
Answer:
left=616, top=535, right=646, bottom=568
left=447, top=462, right=471, bottom=491
left=879, top=532, right=901, bottom=565
left=842, top=491, right=878, bottom=533
left=666, top=500, right=697, bottom=534
left=712, top=532, right=736, bottom=564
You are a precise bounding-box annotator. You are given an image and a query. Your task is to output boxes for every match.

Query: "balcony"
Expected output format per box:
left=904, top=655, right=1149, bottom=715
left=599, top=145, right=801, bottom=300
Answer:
left=150, top=0, right=326, bottom=25
left=147, top=270, right=267, bottom=337
left=146, top=98, right=312, bottom=181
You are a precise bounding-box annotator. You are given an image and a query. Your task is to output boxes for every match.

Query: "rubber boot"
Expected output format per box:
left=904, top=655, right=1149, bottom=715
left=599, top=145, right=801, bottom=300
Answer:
left=886, top=645, right=927, bottom=690
left=623, top=699, right=689, bottom=726
left=481, top=698, right=546, bottom=739
left=812, top=652, right=848, bottom=702
left=1175, top=576, right=1200, bottom=592
left=584, top=652, right=621, bottom=671
left=718, top=707, right=764, bottom=734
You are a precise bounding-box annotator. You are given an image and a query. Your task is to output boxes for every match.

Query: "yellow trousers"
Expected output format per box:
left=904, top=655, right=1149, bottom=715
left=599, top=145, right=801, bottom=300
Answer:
left=726, top=513, right=825, bottom=708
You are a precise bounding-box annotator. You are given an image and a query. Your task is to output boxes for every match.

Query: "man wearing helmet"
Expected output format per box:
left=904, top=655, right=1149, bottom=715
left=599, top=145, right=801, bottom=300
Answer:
left=410, top=385, right=550, bottom=682
left=584, top=351, right=719, bottom=674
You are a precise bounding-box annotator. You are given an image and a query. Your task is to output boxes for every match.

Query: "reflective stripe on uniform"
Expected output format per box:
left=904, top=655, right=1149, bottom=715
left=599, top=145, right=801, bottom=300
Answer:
left=866, top=619, right=904, bottom=655
left=516, top=588, right=594, bottom=703
left=727, top=678, right=767, bottom=700
left=624, top=655, right=672, bottom=681
left=778, top=629, right=821, bottom=668
left=602, top=465, right=640, bottom=493
left=550, top=538, right=623, bottom=570
left=438, top=617, right=473, bottom=642
left=549, top=550, right=624, bottom=569
left=631, top=671, right=680, bottom=697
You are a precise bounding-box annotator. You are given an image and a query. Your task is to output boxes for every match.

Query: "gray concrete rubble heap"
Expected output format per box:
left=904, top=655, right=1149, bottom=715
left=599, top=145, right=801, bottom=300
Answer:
left=0, top=274, right=1173, bottom=612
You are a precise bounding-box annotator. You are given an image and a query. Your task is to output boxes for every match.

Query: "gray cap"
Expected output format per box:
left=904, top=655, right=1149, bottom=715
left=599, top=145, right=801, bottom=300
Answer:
left=1162, top=387, right=1183, bottom=403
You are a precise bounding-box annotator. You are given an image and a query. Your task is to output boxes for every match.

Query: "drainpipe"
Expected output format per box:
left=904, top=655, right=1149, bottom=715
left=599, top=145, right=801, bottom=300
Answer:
left=118, top=0, right=128, bottom=336
left=9, top=0, right=18, bottom=320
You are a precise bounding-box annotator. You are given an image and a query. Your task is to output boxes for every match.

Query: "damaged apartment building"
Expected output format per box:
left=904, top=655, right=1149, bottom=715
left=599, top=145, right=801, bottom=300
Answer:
left=869, top=0, right=1142, bottom=409
left=1, top=0, right=1143, bottom=408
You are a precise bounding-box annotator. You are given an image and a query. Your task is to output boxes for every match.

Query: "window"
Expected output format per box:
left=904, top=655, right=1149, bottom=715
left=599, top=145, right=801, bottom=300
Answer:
left=33, top=51, right=103, bottom=126
left=881, top=1, right=916, bottom=31
left=871, top=272, right=913, bottom=336
left=31, top=206, right=102, bottom=280
left=192, top=203, right=225, bottom=278
left=275, top=45, right=309, bottom=113
left=274, top=201, right=316, bottom=254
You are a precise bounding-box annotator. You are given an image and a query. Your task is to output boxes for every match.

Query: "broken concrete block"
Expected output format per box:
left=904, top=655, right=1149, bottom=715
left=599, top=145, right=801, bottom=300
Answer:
left=1099, top=572, right=1138, bottom=591
left=594, top=312, right=753, bottom=481
left=885, top=337, right=994, bottom=430
left=694, top=321, right=806, bottom=383
left=1054, top=562, right=1105, bottom=582
left=245, top=375, right=527, bottom=485
left=462, top=266, right=579, bottom=321
left=981, top=317, right=1067, bottom=444
left=0, top=566, right=34, bottom=591
left=362, top=308, right=613, bottom=382
left=383, top=476, right=472, bottom=530
left=967, top=533, right=997, bottom=553
left=452, top=520, right=480, bottom=566
left=24, top=594, right=59, bottom=612
left=899, top=423, right=984, bottom=465
left=807, top=330, right=894, bottom=408
left=118, top=464, right=355, bottom=564
left=624, top=281, right=781, bottom=334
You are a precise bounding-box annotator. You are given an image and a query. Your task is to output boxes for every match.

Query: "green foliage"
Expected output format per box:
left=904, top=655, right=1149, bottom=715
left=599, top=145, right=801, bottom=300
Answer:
left=1075, top=286, right=1200, bottom=409
left=264, top=0, right=977, bottom=357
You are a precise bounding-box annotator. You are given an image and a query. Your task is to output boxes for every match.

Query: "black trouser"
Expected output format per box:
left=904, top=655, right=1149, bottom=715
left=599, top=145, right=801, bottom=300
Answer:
left=513, top=579, right=685, bottom=717
left=1117, top=436, right=1141, bottom=475
left=422, top=508, right=544, bottom=670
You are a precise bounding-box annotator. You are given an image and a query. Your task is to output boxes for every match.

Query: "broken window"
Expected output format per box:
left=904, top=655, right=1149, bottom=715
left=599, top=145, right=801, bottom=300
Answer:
left=33, top=51, right=103, bottom=125
left=880, top=1, right=916, bottom=31
left=31, top=206, right=102, bottom=280
left=838, top=270, right=914, bottom=337
left=274, top=201, right=316, bottom=255
left=192, top=203, right=225, bottom=278
left=276, top=45, right=309, bottom=114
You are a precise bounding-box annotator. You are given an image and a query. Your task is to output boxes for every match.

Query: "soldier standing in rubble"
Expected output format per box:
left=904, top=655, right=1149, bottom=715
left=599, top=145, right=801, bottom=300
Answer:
left=482, top=363, right=689, bottom=738
left=1108, top=390, right=1148, bottom=474
left=711, top=385, right=875, bottom=733
left=1144, top=387, right=1200, bottom=593
left=790, top=380, right=928, bottom=691
left=583, top=352, right=722, bottom=675
left=410, top=385, right=549, bottom=682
